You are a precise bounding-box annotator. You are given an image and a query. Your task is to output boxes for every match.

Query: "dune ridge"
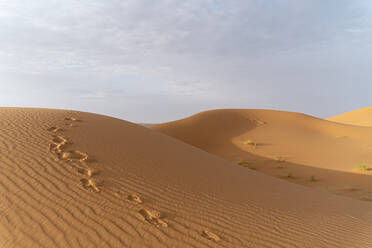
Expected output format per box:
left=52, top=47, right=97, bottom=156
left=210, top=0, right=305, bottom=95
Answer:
left=150, top=109, right=372, bottom=201
left=1, top=108, right=372, bottom=247
left=327, top=106, right=372, bottom=127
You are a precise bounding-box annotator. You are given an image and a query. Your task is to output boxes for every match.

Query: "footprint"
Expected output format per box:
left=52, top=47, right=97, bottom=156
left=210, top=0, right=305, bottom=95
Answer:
left=127, top=194, right=143, bottom=204
left=49, top=135, right=88, bottom=163
left=80, top=178, right=103, bottom=192
left=61, top=150, right=88, bottom=162
left=253, top=119, right=266, bottom=126
left=202, top=230, right=220, bottom=242
left=138, top=209, right=168, bottom=227
left=64, top=117, right=82, bottom=122
left=77, top=167, right=100, bottom=177
left=65, top=123, right=78, bottom=127
left=64, top=117, right=82, bottom=127
left=52, top=135, right=68, bottom=145
left=49, top=135, right=69, bottom=155
left=47, top=128, right=103, bottom=193
left=47, top=127, right=63, bottom=132
left=64, top=117, right=77, bottom=121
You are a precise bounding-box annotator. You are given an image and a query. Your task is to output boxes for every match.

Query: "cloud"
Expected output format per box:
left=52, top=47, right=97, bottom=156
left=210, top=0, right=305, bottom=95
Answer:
left=0, top=0, right=372, bottom=122
left=79, top=92, right=106, bottom=99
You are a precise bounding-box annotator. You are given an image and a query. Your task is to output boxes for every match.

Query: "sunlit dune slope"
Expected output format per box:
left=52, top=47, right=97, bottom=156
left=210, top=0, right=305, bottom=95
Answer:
left=1, top=108, right=372, bottom=248
left=150, top=109, right=372, bottom=200
left=151, top=109, right=372, bottom=171
left=327, top=106, right=372, bottom=127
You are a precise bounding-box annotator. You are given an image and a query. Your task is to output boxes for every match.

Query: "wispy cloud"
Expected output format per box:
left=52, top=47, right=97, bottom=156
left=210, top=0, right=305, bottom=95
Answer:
left=0, top=0, right=372, bottom=122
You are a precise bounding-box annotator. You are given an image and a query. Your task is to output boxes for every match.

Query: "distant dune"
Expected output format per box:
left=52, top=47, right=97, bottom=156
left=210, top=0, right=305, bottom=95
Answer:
left=327, top=106, right=372, bottom=127
left=150, top=109, right=372, bottom=202
left=2, top=108, right=372, bottom=247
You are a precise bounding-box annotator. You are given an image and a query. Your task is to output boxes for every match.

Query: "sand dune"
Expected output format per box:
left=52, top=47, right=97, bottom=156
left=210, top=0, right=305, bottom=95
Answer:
left=1, top=108, right=372, bottom=247
left=327, top=106, right=372, bottom=127
left=150, top=109, right=372, bottom=201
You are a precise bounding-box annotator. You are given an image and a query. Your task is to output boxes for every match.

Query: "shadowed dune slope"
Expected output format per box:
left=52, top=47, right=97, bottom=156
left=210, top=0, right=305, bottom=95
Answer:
left=327, top=106, right=372, bottom=127
left=1, top=108, right=372, bottom=247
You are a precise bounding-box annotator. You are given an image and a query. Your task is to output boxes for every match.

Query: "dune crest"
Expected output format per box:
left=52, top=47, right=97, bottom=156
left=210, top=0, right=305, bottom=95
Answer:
left=150, top=109, right=372, bottom=201
left=1, top=108, right=372, bottom=247
left=327, top=106, right=372, bottom=127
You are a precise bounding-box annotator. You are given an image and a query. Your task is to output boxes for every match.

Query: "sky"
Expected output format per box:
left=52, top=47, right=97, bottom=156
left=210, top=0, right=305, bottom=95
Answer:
left=0, top=0, right=372, bottom=123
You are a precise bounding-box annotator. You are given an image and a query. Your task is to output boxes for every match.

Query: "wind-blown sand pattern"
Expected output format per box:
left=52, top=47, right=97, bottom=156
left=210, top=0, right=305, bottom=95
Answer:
left=1, top=108, right=372, bottom=247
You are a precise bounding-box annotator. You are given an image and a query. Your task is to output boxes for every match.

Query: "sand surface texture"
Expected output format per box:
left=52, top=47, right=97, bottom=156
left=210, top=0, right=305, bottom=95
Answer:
left=1, top=108, right=372, bottom=247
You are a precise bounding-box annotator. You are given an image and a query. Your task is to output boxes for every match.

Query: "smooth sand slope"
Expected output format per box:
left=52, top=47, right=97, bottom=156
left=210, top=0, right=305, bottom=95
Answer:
left=150, top=109, right=372, bottom=201
left=327, top=106, right=372, bottom=127
left=1, top=108, right=372, bottom=248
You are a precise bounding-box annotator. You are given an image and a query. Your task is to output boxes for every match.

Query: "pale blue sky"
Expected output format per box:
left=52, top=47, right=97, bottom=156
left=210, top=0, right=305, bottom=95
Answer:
left=1, top=0, right=372, bottom=123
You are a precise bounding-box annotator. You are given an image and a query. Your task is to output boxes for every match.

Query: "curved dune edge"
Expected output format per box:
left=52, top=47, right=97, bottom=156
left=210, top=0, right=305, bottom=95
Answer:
left=326, top=106, right=372, bottom=127
left=150, top=109, right=372, bottom=201
left=1, top=108, right=372, bottom=247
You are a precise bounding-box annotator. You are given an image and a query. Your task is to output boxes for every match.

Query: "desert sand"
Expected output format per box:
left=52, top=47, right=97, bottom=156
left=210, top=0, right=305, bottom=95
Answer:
left=327, top=106, right=372, bottom=127
left=1, top=108, right=372, bottom=247
left=151, top=109, right=372, bottom=201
